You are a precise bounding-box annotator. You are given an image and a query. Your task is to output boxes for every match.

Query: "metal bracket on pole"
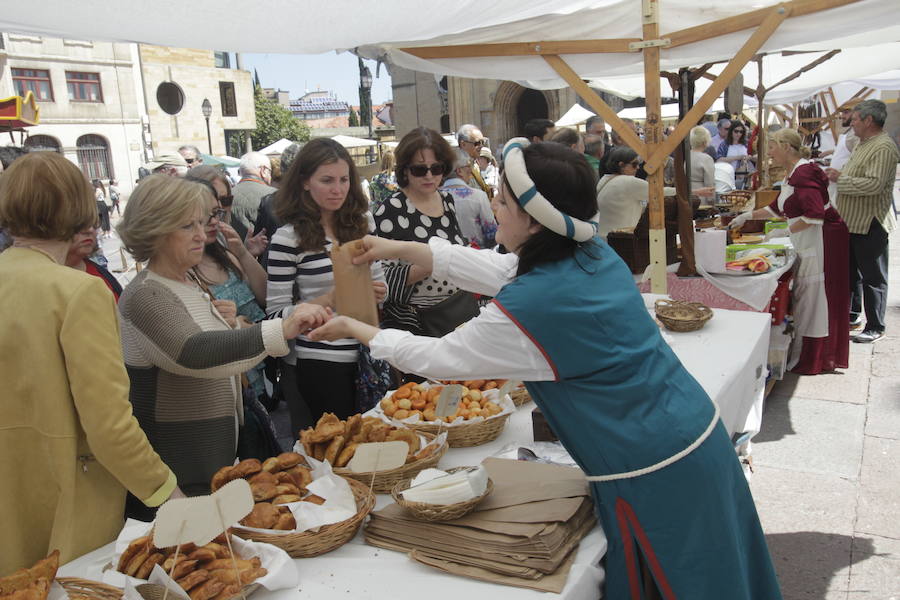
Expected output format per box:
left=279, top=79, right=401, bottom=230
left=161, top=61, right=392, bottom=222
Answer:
left=642, top=0, right=659, bottom=24
left=629, top=39, right=671, bottom=51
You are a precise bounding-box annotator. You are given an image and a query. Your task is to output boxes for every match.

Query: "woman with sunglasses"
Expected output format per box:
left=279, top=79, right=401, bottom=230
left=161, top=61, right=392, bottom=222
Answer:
left=374, top=127, right=472, bottom=337
left=116, top=175, right=328, bottom=510
left=595, top=146, right=674, bottom=239
left=716, top=121, right=755, bottom=189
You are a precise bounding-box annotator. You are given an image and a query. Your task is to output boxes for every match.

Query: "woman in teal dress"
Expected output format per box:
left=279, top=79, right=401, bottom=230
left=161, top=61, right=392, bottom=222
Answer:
left=309, top=140, right=782, bottom=599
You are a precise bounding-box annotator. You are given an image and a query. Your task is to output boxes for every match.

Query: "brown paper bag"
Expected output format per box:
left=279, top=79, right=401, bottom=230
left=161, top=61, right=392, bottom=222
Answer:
left=330, top=239, right=379, bottom=326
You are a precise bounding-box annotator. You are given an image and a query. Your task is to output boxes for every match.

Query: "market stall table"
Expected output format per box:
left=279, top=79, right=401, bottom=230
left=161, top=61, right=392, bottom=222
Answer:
left=58, top=299, right=770, bottom=598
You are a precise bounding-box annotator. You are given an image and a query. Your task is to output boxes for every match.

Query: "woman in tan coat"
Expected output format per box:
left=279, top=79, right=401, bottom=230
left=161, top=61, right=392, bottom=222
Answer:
left=0, top=153, right=182, bottom=575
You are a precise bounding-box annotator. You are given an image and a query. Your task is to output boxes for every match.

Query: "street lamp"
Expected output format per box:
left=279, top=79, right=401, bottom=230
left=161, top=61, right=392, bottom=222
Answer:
left=358, top=58, right=373, bottom=142
left=201, top=98, right=213, bottom=154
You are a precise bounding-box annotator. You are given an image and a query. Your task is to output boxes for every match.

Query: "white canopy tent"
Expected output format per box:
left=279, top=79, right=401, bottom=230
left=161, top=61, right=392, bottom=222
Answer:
left=555, top=104, right=597, bottom=128
left=4, top=0, right=895, bottom=292
left=256, top=138, right=293, bottom=155
left=617, top=98, right=729, bottom=121
left=331, top=135, right=378, bottom=149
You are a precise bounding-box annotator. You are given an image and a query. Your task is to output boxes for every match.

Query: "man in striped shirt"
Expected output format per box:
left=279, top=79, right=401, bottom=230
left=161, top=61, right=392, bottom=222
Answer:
left=826, top=99, right=899, bottom=343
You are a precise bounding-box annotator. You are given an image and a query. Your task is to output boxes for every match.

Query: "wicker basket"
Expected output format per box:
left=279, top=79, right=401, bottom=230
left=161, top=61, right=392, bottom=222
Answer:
left=58, top=579, right=123, bottom=600
left=509, top=387, right=531, bottom=407
left=131, top=583, right=260, bottom=600
left=407, top=413, right=511, bottom=448
left=232, top=476, right=375, bottom=558
left=654, top=299, right=713, bottom=332
left=332, top=430, right=447, bottom=494
left=390, top=468, right=494, bottom=521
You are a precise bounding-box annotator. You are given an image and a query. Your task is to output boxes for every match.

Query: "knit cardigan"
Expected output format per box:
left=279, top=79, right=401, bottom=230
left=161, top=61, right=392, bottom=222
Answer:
left=118, top=270, right=288, bottom=494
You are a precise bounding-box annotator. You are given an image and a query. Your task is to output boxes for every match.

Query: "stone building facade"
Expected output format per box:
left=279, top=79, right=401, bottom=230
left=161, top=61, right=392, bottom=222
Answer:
left=0, top=33, right=145, bottom=189
left=138, top=45, right=255, bottom=160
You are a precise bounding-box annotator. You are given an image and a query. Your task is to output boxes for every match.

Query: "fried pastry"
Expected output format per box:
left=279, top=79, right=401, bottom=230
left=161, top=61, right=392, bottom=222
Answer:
left=209, top=584, right=240, bottom=600
left=188, top=579, right=226, bottom=600
left=124, top=548, right=151, bottom=578
left=240, top=502, right=279, bottom=529
left=271, top=494, right=302, bottom=505
left=199, top=558, right=260, bottom=572
left=276, top=452, right=304, bottom=469
left=306, top=413, right=343, bottom=443
left=202, top=543, right=230, bottom=559
left=169, top=559, right=199, bottom=580
left=2, top=578, right=50, bottom=600
left=250, top=481, right=278, bottom=502
left=0, top=550, right=59, bottom=597
left=284, top=465, right=312, bottom=490
left=135, top=552, right=165, bottom=580
left=207, top=568, right=267, bottom=586
left=248, top=471, right=278, bottom=486
left=302, top=494, right=326, bottom=505
left=210, top=465, right=234, bottom=492
left=387, top=428, right=420, bottom=457
left=231, top=458, right=262, bottom=478
left=116, top=536, right=151, bottom=573
left=176, top=570, right=209, bottom=592
left=274, top=511, right=296, bottom=530
left=187, top=548, right=217, bottom=563
left=334, top=442, right=358, bottom=468
left=323, top=435, right=345, bottom=465
left=274, top=483, right=301, bottom=496
left=260, top=457, right=281, bottom=473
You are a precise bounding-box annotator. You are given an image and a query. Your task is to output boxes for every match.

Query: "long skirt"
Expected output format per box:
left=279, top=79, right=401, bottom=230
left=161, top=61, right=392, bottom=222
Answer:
left=97, top=200, right=111, bottom=233
left=792, top=220, right=850, bottom=374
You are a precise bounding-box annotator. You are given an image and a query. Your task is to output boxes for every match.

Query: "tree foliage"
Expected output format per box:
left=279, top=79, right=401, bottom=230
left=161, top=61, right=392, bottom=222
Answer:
left=250, top=86, right=310, bottom=150
left=348, top=109, right=359, bottom=127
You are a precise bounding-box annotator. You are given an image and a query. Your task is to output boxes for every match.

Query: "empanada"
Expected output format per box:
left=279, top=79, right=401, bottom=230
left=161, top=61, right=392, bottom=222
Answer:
left=323, top=435, right=345, bottom=465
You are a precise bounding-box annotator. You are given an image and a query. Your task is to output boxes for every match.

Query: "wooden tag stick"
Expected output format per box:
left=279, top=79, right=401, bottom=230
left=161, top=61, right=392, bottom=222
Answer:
left=215, top=497, right=248, bottom=600
left=162, top=520, right=186, bottom=600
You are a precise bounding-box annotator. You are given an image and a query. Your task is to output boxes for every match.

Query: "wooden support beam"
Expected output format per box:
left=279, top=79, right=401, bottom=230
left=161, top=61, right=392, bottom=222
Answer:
left=643, top=0, right=667, bottom=294
left=542, top=54, right=647, bottom=157
left=763, top=49, right=841, bottom=93
left=826, top=87, right=840, bottom=143
left=665, top=0, right=859, bottom=48
left=401, top=39, right=637, bottom=59
left=645, top=4, right=791, bottom=174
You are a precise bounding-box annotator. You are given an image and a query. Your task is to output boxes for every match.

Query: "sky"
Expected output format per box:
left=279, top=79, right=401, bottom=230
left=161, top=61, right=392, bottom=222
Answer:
left=240, top=52, right=393, bottom=107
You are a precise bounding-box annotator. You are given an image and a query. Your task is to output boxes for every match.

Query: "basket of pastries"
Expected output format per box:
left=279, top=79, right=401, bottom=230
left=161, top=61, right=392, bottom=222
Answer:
left=114, top=531, right=268, bottom=600
left=508, top=385, right=531, bottom=407
left=391, top=467, right=494, bottom=522
left=654, top=299, right=713, bottom=332
left=1, top=551, right=61, bottom=600
left=378, top=381, right=515, bottom=448
left=211, top=452, right=375, bottom=557
left=298, top=413, right=448, bottom=494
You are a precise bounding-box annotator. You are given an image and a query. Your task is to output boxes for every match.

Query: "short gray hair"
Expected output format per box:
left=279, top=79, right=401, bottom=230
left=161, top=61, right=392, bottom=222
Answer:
left=456, top=123, right=482, bottom=143
left=690, top=126, right=711, bottom=149
left=178, top=144, right=202, bottom=158
left=717, top=118, right=731, bottom=129
left=451, top=147, right=471, bottom=171
left=239, top=151, right=270, bottom=177
left=280, top=142, right=303, bottom=173
left=853, top=99, right=887, bottom=128
left=583, top=134, right=605, bottom=156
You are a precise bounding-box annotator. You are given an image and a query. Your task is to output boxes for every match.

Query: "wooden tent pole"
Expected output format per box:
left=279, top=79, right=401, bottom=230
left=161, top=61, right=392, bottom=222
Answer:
left=644, top=5, right=791, bottom=174
left=756, top=56, right=767, bottom=190
left=642, top=0, right=668, bottom=294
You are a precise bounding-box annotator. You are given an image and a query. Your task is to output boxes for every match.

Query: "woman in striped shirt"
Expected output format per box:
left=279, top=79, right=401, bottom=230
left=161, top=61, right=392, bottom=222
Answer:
left=266, top=139, right=386, bottom=425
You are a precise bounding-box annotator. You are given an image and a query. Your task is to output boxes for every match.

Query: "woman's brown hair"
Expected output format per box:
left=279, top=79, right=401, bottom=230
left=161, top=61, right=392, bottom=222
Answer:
left=0, top=152, right=95, bottom=240
left=274, top=138, right=368, bottom=252
left=393, top=127, right=455, bottom=188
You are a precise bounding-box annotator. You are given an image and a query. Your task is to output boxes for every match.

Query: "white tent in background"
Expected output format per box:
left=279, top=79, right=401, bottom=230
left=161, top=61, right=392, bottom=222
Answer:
left=617, top=98, right=729, bottom=121
left=257, top=138, right=293, bottom=155
left=555, top=104, right=596, bottom=128
left=331, top=135, right=378, bottom=148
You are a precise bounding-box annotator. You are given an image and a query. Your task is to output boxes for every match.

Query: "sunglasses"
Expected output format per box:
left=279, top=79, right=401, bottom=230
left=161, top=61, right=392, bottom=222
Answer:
left=206, top=208, right=226, bottom=225
left=185, top=158, right=198, bottom=165
left=218, top=194, right=234, bottom=207
left=464, top=139, right=484, bottom=147
left=733, top=130, right=745, bottom=134
left=408, top=163, right=446, bottom=177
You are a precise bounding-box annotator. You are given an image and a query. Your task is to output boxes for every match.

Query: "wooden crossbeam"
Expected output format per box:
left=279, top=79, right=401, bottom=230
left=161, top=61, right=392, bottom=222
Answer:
left=542, top=54, right=647, bottom=156
left=764, top=49, right=841, bottom=93
left=401, top=39, right=637, bottom=59
left=644, top=4, right=791, bottom=173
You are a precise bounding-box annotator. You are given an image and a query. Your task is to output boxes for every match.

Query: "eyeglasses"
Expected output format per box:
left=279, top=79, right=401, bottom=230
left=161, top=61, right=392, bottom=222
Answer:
left=464, top=139, right=484, bottom=147
left=408, top=163, right=446, bottom=177
left=218, top=194, right=234, bottom=207
left=206, top=208, right=226, bottom=225
left=185, top=158, right=197, bottom=165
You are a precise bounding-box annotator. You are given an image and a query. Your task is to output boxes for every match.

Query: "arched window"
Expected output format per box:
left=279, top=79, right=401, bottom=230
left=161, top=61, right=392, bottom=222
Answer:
left=24, top=135, right=62, bottom=153
left=76, top=134, right=113, bottom=180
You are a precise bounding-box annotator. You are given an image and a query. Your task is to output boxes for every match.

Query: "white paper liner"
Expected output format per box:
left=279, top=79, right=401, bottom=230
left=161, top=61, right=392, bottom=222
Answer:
left=103, top=519, right=297, bottom=593
left=292, top=431, right=446, bottom=474
left=237, top=457, right=357, bottom=535
left=371, top=386, right=516, bottom=427
left=48, top=581, right=67, bottom=600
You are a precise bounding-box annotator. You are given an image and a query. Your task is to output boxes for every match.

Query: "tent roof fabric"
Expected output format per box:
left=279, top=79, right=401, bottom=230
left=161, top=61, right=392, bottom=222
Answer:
left=555, top=104, right=596, bottom=127
left=257, top=138, right=294, bottom=155
left=332, top=135, right=377, bottom=148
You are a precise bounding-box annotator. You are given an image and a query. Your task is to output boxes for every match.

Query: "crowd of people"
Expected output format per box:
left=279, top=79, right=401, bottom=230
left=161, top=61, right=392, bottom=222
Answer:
left=0, top=97, right=896, bottom=598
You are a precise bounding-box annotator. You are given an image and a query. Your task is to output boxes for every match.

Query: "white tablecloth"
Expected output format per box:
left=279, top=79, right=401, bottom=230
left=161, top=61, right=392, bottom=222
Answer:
left=58, top=300, right=770, bottom=599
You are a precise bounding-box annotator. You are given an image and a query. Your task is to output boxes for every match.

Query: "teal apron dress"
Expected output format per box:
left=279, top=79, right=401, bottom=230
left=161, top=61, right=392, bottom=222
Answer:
left=493, top=238, right=782, bottom=600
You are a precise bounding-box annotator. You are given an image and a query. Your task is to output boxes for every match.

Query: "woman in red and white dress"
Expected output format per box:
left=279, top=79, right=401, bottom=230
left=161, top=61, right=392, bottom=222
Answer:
left=731, top=128, right=849, bottom=374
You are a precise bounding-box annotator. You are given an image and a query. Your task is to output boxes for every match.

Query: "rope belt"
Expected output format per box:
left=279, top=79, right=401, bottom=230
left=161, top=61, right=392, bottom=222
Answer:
left=585, top=401, right=721, bottom=482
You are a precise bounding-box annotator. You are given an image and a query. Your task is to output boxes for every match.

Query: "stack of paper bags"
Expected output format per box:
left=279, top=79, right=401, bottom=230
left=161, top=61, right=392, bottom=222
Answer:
left=365, top=457, right=596, bottom=593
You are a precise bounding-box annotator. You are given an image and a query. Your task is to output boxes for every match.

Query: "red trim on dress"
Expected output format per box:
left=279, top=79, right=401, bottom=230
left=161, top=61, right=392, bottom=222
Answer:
left=616, top=498, right=643, bottom=600
left=491, top=299, right=559, bottom=381
left=616, top=497, right=677, bottom=600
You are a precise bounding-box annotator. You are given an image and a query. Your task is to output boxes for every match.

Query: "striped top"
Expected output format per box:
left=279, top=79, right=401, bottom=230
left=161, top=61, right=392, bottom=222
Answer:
left=835, top=131, right=899, bottom=235
left=266, top=217, right=384, bottom=363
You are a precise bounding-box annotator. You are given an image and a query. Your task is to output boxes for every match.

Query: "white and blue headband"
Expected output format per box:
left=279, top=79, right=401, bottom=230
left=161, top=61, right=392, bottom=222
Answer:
left=501, top=138, right=599, bottom=242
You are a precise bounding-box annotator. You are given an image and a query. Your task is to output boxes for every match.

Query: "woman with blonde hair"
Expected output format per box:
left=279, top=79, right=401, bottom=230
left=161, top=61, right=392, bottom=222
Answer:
left=369, top=149, right=399, bottom=211
left=0, top=153, right=182, bottom=573
left=116, top=175, right=328, bottom=504
left=730, top=128, right=849, bottom=374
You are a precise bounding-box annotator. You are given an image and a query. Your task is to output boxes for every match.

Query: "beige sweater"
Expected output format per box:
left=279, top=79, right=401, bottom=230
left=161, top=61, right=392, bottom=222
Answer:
left=119, top=270, right=288, bottom=494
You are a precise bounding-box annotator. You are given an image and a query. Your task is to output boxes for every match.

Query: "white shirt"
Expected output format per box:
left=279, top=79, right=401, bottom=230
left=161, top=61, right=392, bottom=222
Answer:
left=369, top=238, right=555, bottom=382
left=440, top=177, right=497, bottom=247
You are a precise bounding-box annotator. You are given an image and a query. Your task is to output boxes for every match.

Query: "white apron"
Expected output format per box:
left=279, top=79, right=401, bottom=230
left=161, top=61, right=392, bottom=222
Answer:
left=779, top=160, right=829, bottom=349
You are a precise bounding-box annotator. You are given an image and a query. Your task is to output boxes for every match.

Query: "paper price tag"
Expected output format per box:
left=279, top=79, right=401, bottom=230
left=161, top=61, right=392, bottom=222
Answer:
left=435, top=384, right=465, bottom=418
left=497, top=379, right=520, bottom=399
left=347, top=441, right=408, bottom=473
left=153, top=478, right=253, bottom=548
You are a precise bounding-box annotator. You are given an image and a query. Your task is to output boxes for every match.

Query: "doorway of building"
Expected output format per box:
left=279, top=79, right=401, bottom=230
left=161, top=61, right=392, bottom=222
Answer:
left=516, top=89, right=549, bottom=138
